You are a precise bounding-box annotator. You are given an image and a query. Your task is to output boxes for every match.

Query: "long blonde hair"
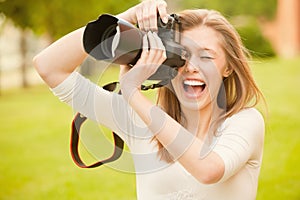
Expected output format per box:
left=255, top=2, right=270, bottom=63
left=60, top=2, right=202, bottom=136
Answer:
left=155, top=9, right=264, bottom=162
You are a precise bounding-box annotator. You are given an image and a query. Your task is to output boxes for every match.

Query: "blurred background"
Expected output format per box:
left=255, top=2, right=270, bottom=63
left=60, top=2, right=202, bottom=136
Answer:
left=0, top=0, right=299, bottom=199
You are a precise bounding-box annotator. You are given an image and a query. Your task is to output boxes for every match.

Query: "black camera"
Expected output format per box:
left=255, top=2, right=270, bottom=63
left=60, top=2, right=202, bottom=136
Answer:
left=83, top=14, right=187, bottom=82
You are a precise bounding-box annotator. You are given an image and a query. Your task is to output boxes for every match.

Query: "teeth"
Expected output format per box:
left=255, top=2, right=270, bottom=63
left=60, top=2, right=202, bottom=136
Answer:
left=183, top=80, right=205, bottom=86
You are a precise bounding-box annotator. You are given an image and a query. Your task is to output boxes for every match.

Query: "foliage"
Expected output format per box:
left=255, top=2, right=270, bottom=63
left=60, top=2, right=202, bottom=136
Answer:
left=233, top=16, right=275, bottom=58
left=1, top=0, right=277, bottom=54
left=175, top=0, right=277, bottom=57
left=0, top=0, right=139, bottom=39
left=178, top=0, right=277, bottom=19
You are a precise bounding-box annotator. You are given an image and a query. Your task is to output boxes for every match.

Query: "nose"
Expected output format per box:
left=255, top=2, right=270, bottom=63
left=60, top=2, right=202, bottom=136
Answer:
left=184, top=62, right=199, bottom=73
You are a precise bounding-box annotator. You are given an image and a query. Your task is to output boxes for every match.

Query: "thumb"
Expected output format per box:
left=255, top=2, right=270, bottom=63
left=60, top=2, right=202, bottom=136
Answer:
left=119, top=64, right=131, bottom=79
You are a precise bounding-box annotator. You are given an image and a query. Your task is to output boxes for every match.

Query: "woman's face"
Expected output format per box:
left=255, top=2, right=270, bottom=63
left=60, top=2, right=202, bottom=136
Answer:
left=171, top=25, right=229, bottom=111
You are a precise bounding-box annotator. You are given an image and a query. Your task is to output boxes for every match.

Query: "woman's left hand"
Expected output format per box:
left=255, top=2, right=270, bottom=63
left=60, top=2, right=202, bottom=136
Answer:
left=120, top=31, right=167, bottom=101
left=117, top=0, right=168, bottom=31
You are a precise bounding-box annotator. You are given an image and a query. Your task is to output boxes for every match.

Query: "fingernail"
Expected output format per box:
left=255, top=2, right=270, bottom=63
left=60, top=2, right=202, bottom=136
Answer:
left=163, top=16, right=168, bottom=24
left=163, top=52, right=167, bottom=58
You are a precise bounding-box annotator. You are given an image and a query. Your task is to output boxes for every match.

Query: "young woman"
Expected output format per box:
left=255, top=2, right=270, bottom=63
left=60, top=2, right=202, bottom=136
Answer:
left=34, top=0, right=265, bottom=199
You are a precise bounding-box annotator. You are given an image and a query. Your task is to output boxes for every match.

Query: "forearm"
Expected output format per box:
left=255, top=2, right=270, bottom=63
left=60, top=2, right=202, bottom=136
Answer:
left=33, top=27, right=88, bottom=88
left=127, top=90, right=224, bottom=184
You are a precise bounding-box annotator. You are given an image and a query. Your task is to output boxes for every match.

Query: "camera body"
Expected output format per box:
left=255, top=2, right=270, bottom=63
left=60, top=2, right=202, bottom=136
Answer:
left=83, top=14, right=187, bottom=81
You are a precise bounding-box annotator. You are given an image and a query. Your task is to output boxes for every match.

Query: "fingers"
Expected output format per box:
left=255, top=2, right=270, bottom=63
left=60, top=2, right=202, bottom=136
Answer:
left=120, top=31, right=167, bottom=101
left=141, top=33, right=149, bottom=54
left=149, top=3, right=158, bottom=31
left=157, top=0, right=168, bottom=24
left=150, top=32, right=166, bottom=62
left=136, top=0, right=168, bottom=32
left=137, top=32, right=166, bottom=67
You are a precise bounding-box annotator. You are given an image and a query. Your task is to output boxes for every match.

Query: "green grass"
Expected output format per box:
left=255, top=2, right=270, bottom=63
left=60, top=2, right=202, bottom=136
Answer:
left=0, top=85, right=136, bottom=200
left=252, top=57, right=300, bottom=200
left=0, top=57, right=300, bottom=199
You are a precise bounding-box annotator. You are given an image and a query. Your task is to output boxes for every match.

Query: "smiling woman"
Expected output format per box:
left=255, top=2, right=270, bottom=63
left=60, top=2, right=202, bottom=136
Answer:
left=33, top=0, right=265, bottom=199
left=182, top=79, right=206, bottom=99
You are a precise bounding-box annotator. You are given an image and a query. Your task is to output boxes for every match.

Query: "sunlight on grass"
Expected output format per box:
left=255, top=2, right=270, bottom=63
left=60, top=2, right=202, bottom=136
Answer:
left=0, top=57, right=299, bottom=199
left=0, top=85, right=136, bottom=200
left=252, top=57, right=300, bottom=200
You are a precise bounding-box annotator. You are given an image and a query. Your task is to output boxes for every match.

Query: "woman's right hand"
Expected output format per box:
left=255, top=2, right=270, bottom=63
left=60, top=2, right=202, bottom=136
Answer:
left=117, top=0, right=168, bottom=32
left=119, top=31, right=167, bottom=101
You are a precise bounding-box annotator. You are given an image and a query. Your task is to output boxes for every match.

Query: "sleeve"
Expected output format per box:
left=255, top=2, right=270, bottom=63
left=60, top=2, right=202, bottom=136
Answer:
left=50, top=71, right=144, bottom=142
left=212, top=108, right=265, bottom=182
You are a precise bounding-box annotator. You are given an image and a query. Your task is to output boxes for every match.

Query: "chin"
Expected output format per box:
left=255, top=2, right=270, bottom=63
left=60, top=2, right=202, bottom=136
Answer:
left=178, top=94, right=212, bottom=111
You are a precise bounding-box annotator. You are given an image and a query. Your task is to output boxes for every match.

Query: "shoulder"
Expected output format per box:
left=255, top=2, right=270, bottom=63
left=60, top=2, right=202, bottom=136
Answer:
left=226, top=108, right=264, bottom=128
left=222, top=108, right=265, bottom=142
left=213, top=108, right=265, bottom=183
left=231, top=107, right=263, bottom=119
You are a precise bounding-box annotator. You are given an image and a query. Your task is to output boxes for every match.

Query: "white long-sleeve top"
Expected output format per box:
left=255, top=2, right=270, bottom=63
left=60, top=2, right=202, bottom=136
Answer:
left=51, top=72, right=265, bottom=200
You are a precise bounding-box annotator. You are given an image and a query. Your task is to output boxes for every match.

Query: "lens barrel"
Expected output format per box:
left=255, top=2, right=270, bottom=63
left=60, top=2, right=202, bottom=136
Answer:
left=83, top=14, right=186, bottom=81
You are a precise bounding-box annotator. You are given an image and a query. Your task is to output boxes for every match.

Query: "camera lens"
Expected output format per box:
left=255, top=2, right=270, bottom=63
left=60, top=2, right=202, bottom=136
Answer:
left=100, top=25, right=117, bottom=58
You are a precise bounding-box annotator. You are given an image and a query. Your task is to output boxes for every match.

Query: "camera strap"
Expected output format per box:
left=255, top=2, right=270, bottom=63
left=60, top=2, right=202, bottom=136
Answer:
left=70, top=80, right=169, bottom=168
left=70, top=112, right=124, bottom=168
left=70, top=82, right=124, bottom=168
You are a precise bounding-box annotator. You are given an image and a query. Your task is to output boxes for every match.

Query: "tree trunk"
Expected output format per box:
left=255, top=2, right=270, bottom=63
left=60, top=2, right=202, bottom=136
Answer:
left=0, top=18, right=7, bottom=95
left=20, top=29, right=28, bottom=88
left=0, top=52, right=2, bottom=96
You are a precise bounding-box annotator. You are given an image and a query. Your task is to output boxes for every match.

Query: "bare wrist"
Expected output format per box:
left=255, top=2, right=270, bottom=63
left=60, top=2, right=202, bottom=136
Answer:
left=116, top=6, right=137, bottom=25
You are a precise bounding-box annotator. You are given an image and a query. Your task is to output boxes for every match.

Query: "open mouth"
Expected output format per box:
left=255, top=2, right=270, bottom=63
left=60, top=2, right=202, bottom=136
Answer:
left=183, top=79, right=206, bottom=98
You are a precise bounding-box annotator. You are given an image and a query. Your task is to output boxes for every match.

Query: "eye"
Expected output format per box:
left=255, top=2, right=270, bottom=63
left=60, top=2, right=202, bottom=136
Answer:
left=198, top=49, right=216, bottom=60
left=200, top=56, right=214, bottom=60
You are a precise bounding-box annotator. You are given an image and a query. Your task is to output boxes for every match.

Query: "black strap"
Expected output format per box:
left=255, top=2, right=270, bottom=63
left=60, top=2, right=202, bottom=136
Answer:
left=70, top=80, right=169, bottom=168
left=141, top=79, right=170, bottom=90
left=70, top=112, right=124, bottom=168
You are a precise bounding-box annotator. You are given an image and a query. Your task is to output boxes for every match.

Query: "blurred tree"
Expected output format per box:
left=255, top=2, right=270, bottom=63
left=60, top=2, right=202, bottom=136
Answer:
left=0, top=0, right=37, bottom=87
left=0, top=13, right=6, bottom=94
left=233, top=16, right=275, bottom=57
left=0, top=0, right=139, bottom=40
left=179, top=0, right=277, bottom=19
left=0, top=0, right=138, bottom=88
left=177, top=0, right=277, bottom=57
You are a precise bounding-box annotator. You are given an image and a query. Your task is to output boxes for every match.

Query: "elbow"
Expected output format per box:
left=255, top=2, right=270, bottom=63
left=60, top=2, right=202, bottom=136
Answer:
left=33, top=53, right=57, bottom=87
left=33, top=54, right=48, bottom=81
left=196, top=157, right=225, bottom=185
left=199, top=168, right=224, bottom=184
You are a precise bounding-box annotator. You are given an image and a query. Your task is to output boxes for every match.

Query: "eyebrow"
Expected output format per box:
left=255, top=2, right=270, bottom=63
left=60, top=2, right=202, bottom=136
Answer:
left=202, top=48, right=218, bottom=56
left=181, top=41, right=219, bottom=56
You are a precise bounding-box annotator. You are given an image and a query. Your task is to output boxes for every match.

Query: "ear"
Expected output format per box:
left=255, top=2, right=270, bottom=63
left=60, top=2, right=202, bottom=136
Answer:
left=223, top=65, right=233, bottom=78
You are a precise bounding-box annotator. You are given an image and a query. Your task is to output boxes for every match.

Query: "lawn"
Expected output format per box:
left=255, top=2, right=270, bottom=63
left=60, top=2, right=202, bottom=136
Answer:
left=252, top=57, right=300, bottom=200
left=0, top=57, right=299, bottom=199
